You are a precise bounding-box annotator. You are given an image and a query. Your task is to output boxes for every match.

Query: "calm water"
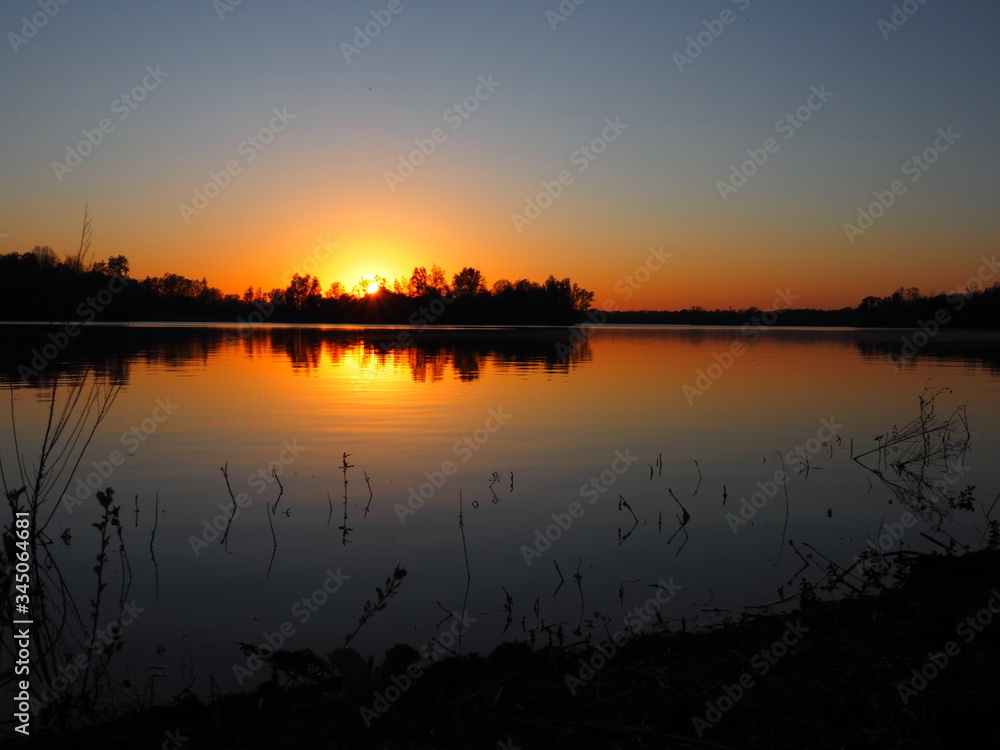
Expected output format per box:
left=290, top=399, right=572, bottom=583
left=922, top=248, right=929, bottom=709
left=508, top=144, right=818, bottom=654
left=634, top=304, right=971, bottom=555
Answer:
left=2, top=324, right=999, bottom=698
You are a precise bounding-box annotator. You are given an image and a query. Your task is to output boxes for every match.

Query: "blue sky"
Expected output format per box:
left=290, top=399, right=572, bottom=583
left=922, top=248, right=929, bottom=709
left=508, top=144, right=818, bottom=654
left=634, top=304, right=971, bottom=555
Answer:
left=2, top=0, right=998, bottom=308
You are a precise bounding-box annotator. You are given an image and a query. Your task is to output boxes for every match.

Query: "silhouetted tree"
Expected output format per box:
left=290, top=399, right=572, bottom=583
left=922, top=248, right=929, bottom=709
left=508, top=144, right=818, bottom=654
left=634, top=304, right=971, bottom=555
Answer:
left=408, top=266, right=430, bottom=296
left=31, top=245, right=58, bottom=268
left=452, top=267, right=487, bottom=298
left=427, top=264, right=449, bottom=296
left=285, top=273, right=321, bottom=312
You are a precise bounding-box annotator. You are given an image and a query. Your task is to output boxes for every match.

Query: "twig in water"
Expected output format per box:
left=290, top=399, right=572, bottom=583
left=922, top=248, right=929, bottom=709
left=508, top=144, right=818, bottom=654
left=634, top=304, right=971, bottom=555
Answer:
left=666, top=488, right=690, bottom=554
left=774, top=451, right=790, bottom=565
left=501, top=586, right=514, bottom=637
left=488, top=471, right=501, bottom=503
left=339, top=452, right=354, bottom=545
left=785, top=540, right=812, bottom=585
left=344, top=564, right=407, bottom=647
left=264, top=471, right=281, bottom=579
left=573, top=558, right=585, bottom=635
left=553, top=559, right=565, bottom=597
left=458, top=490, right=472, bottom=655
left=363, top=470, right=373, bottom=517
left=618, top=494, right=638, bottom=545
left=149, top=492, right=160, bottom=601
left=220, top=463, right=239, bottom=552
left=693, top=459, right=702, bottom=496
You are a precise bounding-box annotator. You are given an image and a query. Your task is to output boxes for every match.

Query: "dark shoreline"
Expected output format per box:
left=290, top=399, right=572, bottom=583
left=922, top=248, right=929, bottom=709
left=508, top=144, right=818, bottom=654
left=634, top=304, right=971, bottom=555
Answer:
left=11, top=547, right=1000, bottom=749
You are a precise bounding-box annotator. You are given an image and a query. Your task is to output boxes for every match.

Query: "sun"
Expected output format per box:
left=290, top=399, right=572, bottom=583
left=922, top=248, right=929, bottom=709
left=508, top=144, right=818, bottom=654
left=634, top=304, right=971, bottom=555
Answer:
left=365, top=279, right=380, bottom=295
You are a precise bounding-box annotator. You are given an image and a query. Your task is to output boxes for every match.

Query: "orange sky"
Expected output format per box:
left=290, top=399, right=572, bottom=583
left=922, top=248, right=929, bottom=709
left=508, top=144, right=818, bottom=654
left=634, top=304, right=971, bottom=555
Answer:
left=2, top=2, right=997, bottom=312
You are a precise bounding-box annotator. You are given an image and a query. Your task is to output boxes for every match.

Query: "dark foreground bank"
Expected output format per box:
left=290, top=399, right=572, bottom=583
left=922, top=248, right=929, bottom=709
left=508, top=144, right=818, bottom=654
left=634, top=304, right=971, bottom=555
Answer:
left=9, top=548, right=1000, bottom=749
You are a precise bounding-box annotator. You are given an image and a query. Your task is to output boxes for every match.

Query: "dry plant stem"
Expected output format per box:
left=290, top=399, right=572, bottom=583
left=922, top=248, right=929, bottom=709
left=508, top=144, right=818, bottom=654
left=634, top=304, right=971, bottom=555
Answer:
left=363, top=470, right=373, bottom=516
left=265, top=471, right=281, bottom=579
left=339, top=452, right=353, bottom=545
left=2, top=368, right=125, bottom=710
left=774, top=451, right=791, bottom=566
left=150, top=492, right=160, bottom=600
left=458, top=490, right=472, bottom=655
left=220, top=463, right=238, bottom=552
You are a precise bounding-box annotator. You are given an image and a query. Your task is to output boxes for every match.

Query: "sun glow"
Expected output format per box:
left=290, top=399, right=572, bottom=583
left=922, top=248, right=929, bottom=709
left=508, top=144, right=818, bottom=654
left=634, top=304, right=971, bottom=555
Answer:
left=365, top=279, right=380, bottom=295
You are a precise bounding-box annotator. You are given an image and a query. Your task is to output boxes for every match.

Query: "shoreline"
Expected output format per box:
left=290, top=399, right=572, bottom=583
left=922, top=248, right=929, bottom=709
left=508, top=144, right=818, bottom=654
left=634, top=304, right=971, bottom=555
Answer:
left=12, top=546, right=1000, bottom=749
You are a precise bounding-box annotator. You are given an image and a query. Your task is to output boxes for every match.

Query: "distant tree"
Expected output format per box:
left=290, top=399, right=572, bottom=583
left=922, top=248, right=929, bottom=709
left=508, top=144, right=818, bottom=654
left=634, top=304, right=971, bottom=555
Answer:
left=31, top=245, right=58, bottom=268
left=513, top=278, right=538, bottom=295
left=428, top=264, right=450, bottom=296
left=452, top=267, right=487, bottom=298
left=285, top=273, right=322, bottom=311
left=571, top=282, right=594, bottom=311
left=492, top=279, right=513, bottom=295
left=326, top=281, right=346, bottom=299
left=94, top=255, right=129, bottom=277
left=408, top=266, right=430, bottom=296
left=107, top=255, right=129, bottom=277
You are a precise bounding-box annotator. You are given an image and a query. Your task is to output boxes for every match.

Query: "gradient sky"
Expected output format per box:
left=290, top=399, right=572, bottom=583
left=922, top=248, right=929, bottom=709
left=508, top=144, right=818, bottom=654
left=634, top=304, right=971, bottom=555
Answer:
left=2, top=0, right=998, bottom=310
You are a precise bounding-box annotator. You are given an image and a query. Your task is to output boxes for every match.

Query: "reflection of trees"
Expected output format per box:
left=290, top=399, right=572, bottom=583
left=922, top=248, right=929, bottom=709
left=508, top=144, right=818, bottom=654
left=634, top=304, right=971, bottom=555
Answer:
left=855, top=335, right=1000, bottom=375
left=0, top=325, right=597, bottom=389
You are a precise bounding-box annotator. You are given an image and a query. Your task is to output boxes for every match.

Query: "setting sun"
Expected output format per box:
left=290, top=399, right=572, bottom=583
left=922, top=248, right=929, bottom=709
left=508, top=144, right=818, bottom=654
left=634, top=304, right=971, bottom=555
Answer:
left=365, top=279, right=380, bottom=295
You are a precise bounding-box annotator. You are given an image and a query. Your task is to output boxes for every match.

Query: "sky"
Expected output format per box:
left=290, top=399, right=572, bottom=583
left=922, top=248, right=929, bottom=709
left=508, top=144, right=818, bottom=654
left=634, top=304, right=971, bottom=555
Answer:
left=1, top=0, right=998, bottom=311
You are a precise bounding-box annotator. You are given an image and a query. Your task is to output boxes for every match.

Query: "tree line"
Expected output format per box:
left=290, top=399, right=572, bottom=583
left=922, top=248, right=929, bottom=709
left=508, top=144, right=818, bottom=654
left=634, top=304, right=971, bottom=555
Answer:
left=1, top=246, right=996, bottom=328
left=0, top=247, right=595, bottom=325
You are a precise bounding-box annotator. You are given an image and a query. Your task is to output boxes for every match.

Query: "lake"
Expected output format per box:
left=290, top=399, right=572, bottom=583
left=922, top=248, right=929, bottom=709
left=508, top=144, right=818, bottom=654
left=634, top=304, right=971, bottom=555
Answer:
left=2, top=323, right=999, bottom=701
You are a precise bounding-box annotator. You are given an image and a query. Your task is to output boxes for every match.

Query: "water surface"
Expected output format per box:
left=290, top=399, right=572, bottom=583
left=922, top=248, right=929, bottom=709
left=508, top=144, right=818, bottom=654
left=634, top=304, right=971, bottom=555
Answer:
left=2, top=323, right=998, bottom=697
